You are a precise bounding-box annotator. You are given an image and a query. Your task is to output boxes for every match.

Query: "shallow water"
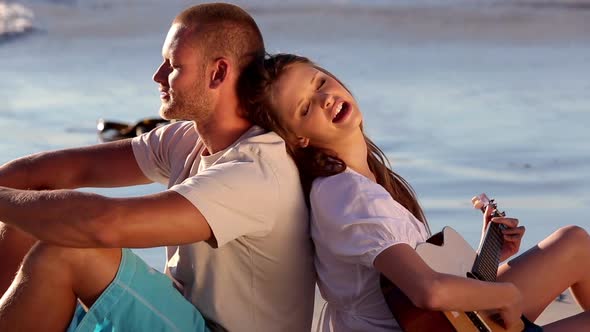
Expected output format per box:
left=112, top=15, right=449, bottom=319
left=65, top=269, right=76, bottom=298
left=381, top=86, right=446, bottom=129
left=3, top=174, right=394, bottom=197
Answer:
left=1, top=0, right=589, bottom=268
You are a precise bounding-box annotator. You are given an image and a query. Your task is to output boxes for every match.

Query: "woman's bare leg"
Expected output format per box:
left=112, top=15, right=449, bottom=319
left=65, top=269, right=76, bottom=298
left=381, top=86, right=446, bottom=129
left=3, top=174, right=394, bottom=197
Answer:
left=0, top=243, right=121, bottom=332
left=543, top=311, right=590, bottom=332
left=497, top=225, right=590, bottom=323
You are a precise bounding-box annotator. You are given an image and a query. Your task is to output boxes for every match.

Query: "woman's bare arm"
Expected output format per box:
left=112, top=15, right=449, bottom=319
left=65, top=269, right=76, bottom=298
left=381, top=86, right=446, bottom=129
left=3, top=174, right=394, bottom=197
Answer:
left=374, top=243, right=523, bottom=329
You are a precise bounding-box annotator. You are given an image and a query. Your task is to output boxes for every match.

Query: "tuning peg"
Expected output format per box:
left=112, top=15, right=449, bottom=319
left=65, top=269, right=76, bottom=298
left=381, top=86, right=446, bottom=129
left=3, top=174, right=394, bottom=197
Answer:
left=492, top=210, right=506, bottom=218
left=472, top=197, right=485, bottom=211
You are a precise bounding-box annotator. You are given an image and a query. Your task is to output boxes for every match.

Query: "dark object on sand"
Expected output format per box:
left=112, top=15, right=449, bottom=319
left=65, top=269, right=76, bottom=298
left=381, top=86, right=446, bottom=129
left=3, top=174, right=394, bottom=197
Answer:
left=97, top=118, right=172, bottom=142
left=556, top=293, right=567, bottom=302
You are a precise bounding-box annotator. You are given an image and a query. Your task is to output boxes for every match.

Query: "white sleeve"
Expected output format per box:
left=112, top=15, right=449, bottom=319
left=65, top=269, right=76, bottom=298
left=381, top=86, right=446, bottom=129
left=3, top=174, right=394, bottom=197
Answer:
left=131, top=121, right=194, bottom=184
left=170, top=158, right=280, bottom=248
left=311, top=173, right=426, bottom=268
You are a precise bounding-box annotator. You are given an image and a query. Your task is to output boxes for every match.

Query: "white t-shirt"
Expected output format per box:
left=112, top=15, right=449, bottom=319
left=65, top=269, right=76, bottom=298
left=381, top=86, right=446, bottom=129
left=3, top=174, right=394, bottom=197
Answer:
left=311, top=168, right=429, bottom=332
left=132, top=121, right=315, bottom=332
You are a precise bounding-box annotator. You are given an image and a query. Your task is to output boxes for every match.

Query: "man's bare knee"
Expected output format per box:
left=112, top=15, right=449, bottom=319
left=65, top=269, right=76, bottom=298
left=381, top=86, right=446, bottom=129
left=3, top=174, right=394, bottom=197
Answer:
left=0, top=223, right=38, bottom=294
left=21, top=244, right=122, bottom=303
left=0, top=223, right=37, bottom=257
left=20, top=243, right=79, bottom=282
left=24, top=244, right=120, bottom=275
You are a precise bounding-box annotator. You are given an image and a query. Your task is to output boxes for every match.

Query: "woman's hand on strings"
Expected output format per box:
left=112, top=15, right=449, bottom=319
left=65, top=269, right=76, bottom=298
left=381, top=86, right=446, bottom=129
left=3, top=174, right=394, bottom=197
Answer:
left=483, top=205, right=526, bottom=262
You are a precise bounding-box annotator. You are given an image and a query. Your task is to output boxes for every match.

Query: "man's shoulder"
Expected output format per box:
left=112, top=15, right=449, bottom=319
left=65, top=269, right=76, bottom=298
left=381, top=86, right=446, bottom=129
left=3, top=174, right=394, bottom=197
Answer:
left=233, top=127, right=291, bottom=164
left=237, top=126, right=285, bottom=147
left=161, top=120, right=197, bottom=137
left=216, top=127, right=300, bottom=192
left=135, top=120, right=198, bottom=144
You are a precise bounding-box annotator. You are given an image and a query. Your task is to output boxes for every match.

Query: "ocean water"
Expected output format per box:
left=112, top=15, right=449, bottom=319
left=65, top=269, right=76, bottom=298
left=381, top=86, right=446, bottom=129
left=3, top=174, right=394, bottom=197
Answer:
left=1, top=0, right=589, bottom=270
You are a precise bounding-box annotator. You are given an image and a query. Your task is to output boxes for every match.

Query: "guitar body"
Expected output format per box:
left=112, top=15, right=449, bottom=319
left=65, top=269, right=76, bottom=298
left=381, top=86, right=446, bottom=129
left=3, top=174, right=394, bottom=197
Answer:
left=381, top=227, right=525, bottom=332
left=415, top=227, right=476, bottom=277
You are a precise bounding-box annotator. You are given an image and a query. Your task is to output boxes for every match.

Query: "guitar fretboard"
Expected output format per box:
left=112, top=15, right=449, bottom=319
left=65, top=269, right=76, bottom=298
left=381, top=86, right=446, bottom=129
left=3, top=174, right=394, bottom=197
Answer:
left=471, top=222, right=504, bottom=282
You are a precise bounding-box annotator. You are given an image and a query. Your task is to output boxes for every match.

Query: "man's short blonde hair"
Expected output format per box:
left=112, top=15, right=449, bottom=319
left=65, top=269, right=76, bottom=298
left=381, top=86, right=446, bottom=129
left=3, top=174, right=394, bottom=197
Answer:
left=173, top=3, right=265, bottom=70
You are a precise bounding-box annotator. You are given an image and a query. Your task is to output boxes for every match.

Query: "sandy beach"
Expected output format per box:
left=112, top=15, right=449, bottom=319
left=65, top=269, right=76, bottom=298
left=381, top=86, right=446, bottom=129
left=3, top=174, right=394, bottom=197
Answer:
left=2, top=0, right=589, bottom=330
left=536, top=290, right=583, bottom=326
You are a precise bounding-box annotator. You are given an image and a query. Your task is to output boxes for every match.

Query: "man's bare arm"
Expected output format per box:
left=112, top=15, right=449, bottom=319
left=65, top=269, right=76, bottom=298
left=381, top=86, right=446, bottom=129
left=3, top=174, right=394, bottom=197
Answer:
left=0, top=139, right=151, bottom=294
left=0, top=188, right=212, bottom=248
left=0, top=139, right=150, bottom=191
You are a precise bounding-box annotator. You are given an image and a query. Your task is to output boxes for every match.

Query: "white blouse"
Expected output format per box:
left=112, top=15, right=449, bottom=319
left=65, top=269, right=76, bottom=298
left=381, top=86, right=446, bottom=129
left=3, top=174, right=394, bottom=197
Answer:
left=311, top=168, right=429, bottom=332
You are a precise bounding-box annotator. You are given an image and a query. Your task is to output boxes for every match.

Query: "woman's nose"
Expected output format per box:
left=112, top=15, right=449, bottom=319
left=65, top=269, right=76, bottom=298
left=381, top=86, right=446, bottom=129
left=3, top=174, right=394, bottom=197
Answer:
left=318, top=92, right=334, bottom=110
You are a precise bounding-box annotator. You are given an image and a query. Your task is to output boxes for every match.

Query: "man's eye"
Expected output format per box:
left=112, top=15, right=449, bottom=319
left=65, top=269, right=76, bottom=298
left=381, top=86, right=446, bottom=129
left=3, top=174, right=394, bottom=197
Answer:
left=168, top=60, right=180, bottom=69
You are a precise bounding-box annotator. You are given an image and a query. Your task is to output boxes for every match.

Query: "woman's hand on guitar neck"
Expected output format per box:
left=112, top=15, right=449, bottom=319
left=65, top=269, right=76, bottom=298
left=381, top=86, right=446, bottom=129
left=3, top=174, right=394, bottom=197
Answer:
left=483, top=204, right=526, bottom=262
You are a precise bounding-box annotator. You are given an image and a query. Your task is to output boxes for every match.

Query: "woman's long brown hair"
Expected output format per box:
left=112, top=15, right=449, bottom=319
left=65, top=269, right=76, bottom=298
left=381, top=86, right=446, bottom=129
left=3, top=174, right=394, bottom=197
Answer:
left=238, top=53, right=429, bottom=229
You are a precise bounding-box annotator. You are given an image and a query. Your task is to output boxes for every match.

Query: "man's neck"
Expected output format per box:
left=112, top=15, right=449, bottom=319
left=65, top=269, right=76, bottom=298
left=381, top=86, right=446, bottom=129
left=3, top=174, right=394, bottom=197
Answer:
left=193, top=113, right=252, bottom=155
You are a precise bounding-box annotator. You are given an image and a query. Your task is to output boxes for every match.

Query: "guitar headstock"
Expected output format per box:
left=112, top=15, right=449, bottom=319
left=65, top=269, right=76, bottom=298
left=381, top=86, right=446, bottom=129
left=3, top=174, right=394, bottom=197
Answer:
left=471, top=193, right=506, bottom=218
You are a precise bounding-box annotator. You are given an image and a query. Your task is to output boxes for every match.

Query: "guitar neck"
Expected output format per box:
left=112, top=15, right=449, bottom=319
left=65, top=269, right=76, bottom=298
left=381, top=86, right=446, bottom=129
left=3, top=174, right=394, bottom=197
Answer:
left=472, top=218, right=505, bottom=282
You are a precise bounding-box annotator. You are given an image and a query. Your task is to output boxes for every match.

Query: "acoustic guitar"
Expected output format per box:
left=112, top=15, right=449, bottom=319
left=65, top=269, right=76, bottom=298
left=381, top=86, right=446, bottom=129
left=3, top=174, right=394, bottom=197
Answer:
left=381, top=194, right=539, bottom=332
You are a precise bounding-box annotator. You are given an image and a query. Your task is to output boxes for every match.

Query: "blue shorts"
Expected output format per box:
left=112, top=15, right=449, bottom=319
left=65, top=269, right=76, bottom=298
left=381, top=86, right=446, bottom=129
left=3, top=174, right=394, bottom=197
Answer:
left=66, top=248, right=209, bottom=332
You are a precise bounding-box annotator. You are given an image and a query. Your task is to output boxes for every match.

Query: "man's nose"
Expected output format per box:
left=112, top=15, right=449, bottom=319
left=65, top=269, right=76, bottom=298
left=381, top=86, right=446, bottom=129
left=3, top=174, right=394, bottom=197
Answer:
left=153, top=62, right=170, bottom=85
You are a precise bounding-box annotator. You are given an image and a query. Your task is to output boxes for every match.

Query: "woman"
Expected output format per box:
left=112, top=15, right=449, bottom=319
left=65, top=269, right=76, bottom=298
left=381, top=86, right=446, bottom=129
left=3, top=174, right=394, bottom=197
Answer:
left=239, top=53, right=590, bottom=331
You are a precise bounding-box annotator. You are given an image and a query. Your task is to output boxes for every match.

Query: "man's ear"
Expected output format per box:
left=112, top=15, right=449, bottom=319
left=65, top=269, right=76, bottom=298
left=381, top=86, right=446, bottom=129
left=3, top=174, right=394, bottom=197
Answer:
left=297, top=136, right=310, bottom=148
left=209, top=58, right=230, bottom=89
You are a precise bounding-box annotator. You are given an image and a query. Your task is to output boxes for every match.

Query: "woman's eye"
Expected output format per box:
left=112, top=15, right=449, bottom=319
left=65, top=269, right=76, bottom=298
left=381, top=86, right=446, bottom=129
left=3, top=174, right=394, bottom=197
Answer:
left=317, top=78, right=326, bottom=90
left=302, top=102, right=310, bottom=116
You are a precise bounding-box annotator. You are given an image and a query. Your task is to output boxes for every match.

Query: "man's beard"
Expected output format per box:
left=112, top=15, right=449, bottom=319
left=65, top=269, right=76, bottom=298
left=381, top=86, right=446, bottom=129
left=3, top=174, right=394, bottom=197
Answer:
left=160, top=85, right=213, bottom=123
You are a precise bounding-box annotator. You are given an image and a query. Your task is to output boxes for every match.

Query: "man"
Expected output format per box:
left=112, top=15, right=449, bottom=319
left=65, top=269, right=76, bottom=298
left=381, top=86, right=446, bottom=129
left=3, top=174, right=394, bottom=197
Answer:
left=0, top=3, right=315, bottom=331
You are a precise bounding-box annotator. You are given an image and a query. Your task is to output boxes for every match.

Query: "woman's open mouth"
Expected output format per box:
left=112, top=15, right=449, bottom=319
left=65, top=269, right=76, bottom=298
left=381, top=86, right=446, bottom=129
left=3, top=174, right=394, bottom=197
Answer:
left=332, top=101, right=351, bottom=123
